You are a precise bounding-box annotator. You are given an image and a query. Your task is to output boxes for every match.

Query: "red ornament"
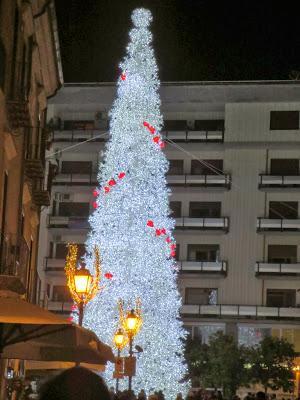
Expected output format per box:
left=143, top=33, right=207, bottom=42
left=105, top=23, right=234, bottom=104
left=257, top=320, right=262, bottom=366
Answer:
left=166, top=237, right=171, bottom=243
left=104, top=186, right=110, bottom=193
left=93, top=201, right=98, bottom=209
left=71, top=304, right=77, bottom=311
left=161, top=228, right=166, bottom=235
left=121, top=73, right=126, bottom=81
left=93, top=189, right=99, bottom=197
left=143, top=121, right=149, bottom=127
left=147, top=220, right=154, bottom=227
left=108, top=179, right=116, bottom=186
left=149, top=126, right=155, bottom=134
left=160, top=142, right=165, bottom=149
left=153, top=136, right=160, bottom=144
left=68, top=316, right=73, bottom=322
left=118, top=172, right=126, bottom=179
left=155, top=229, right=162, bottom=236
left=171, top=251, right=176, bottom=257
left=104, top=272, right=113, bottom=279
left=170, top=243, right=176, bottom=250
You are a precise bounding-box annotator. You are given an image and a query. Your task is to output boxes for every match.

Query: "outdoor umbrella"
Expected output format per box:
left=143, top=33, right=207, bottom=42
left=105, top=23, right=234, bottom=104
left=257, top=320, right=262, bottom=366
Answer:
left=0, top=291, right=115, bottom=366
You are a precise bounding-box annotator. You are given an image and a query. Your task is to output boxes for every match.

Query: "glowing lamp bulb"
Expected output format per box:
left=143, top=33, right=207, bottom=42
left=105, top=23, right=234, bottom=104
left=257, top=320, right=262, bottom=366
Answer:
left=74, top=266, right=93, bottom=295
left=125, top=309, right=138, bottom=334
left=114, top=328, right=125, bottom=348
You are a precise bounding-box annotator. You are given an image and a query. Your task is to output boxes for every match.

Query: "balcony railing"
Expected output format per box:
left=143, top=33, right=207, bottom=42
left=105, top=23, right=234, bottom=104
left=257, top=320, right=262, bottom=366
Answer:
left=44, top=257, right=65, bottom=272
left=178, top=260, right=227, bottom=274
left=25, top=142, right=46, bottom=179
left=48, top=215, right=89, bottom=229
left=255, top=262, right=300, bottom=275
left=180, top=304, right=300, bottom=319
left=50, top=129, right=107, bottom=142
left=52, top=172, right=98, bottom=186
left=50, top=129, right=224, bottom=143
left=164, top=130, right=224, bottom=142
left=259, top=174, right=300, bottom=188
left=46, top=300, right=73, bottom=313
left=257, top=218, right=300, bottom=232
left=176, top=217, right=229, bottom=231
left=6, top=100, right=30, bottom=129
left=167, top=174, right=231, bottom=188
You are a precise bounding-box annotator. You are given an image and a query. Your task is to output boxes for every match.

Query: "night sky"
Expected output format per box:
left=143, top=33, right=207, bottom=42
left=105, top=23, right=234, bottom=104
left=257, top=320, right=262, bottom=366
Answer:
left=55, top=0, right=300, bottom=83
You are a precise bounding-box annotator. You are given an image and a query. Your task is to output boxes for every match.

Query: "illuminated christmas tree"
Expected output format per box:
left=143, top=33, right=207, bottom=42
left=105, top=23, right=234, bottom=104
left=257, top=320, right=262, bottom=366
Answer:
left=84, top=8, right=188, bottom=398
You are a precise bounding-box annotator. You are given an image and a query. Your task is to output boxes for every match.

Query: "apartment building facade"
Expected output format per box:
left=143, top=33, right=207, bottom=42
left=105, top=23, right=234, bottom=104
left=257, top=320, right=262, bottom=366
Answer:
left=0, top=0, right=62, bottom=302
left=39, top=82, right=300, bottom=354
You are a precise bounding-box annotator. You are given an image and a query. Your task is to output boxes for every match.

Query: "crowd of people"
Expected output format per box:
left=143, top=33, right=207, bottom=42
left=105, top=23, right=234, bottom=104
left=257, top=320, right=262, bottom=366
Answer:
left=14, top=367, right=298, bottom=400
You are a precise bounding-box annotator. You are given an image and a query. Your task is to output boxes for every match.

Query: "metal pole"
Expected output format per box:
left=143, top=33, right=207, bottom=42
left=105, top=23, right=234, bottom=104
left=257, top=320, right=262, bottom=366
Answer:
left=78, top=302, right=84, bottom=327
left=128, top=335, right=133, bottom=391
left=116, top=349, right=120, bottom=392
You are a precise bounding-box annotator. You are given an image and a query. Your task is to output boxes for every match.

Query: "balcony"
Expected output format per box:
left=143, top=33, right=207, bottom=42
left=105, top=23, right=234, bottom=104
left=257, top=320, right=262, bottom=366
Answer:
left=164, top=129, right=224, bottom=143
left=259, top=174, right=300, bottom=188
left=48, top=215, right=89, bottom=230
left=180, top=304, right=300, bottom=319
left=44, top=257, right=65, bottom=272
left=255, top=262, right=300, bottom=276
left=53, top=172, right=98, bottom=186
left=6, top=100, right=30, bottom=129
left=178, top=261, right=227, bottom=275
left=167, top=174, right=231, bottom=189
left=25, top=143, right=45, bottom=180
left=32, top=190, right=50, bottom=206
left=257, top=218, right=300, bottom=232
left=176, top=217, right=229, bottom=232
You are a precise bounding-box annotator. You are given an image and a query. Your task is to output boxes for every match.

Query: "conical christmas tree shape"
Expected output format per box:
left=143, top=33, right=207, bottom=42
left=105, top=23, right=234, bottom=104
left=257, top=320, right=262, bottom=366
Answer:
left=84, top=8, right=189, bottom=398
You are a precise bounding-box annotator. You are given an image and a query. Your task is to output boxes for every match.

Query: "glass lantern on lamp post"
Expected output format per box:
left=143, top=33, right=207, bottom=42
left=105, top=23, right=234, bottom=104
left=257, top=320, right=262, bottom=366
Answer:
left=114, top=328, right=126, bottom=392
left=65, top=244, right=101, bottom=326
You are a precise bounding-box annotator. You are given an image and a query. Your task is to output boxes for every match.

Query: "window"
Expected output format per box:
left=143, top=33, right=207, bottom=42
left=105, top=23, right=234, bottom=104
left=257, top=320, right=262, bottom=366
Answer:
left=187, top=244, right=219, bottom=261
left=61, top=161, right=92, bottom=174
left=191, top=159, right=223, bottom=175
left=189, top=202, right=221, bottom=218
left=58, top=202, right=90, bottom=217
left=169, top=201, right=182, bottom=218
left=266, top=289, right=296, bottom=307
left=270, top=159, right=299, bottom=175
left=193, top=325, right=224, bottom=344
left=194, top=120, right=224, bottom=131
left=164, top=120, right=187, bottom=131
left=52, top=286, right=72, bottom=302
left=269, top=201, right=298, bottom=219
left=63, top=120, right=95, bottom=130
left=238, top=327, right=271, bottom=347
left=185, top=288, right=217, bottom=305
left=270, top=111, right=299, bottom=130
left=55, top=243, right=86, bottom=259
left=268, top=245, right=297, bottom=263
left=168, top=160, right=184, bottom=175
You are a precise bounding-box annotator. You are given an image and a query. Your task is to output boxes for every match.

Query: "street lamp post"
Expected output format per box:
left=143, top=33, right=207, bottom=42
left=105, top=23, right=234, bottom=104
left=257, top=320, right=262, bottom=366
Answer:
left=114, top=328, right=126, bottom=392
left=65, top=244, right=101, bottom=326
left=124, top=309, right=139, bottom=391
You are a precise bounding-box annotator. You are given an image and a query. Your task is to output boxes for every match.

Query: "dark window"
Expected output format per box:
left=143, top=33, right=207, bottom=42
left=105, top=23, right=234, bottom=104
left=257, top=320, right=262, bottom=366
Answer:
left=168, top=160, right=184, bottom=175
left=1, top=172, right=8, bottom=235
left=266, top=289, right=296, bottom=307
left=170, top=201, right=182, bottom=218
left=0, top=39, right=6, bottom=90
left=63, top=120, right=95, bottom=130
left=269, top=201, right=298, bottom=219
left=58, top=202, right=90, bottom=217
left=270, top=159, right=299, bottom=175
left=268, top=245, right=297, bottom=263
left=194, top=120, right=224, bottom=131
left=25, top=36, right=33, bottom=97
left=187, top=244, right=219, bottom=261
left=55, top=243, right=85, bottom=259
left=270, top=111, right=299, bottom=130
left=61, top=161, right=92, bottom=174
left=191, top=159, right=223, bottom=175
left=164, top=120, right=187, bottom=131
left=189, top=202, right=221, bottom=218
left=10, top=7, right=19, bottom=97
left=52, top=285, right=72, bottom=302
left=185, top=288, right=217, bottom=305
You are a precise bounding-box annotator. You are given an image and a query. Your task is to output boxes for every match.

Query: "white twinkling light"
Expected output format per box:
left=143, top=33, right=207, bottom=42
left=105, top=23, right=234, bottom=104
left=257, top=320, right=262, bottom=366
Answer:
left=83, top=8, right=189, bottom=399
